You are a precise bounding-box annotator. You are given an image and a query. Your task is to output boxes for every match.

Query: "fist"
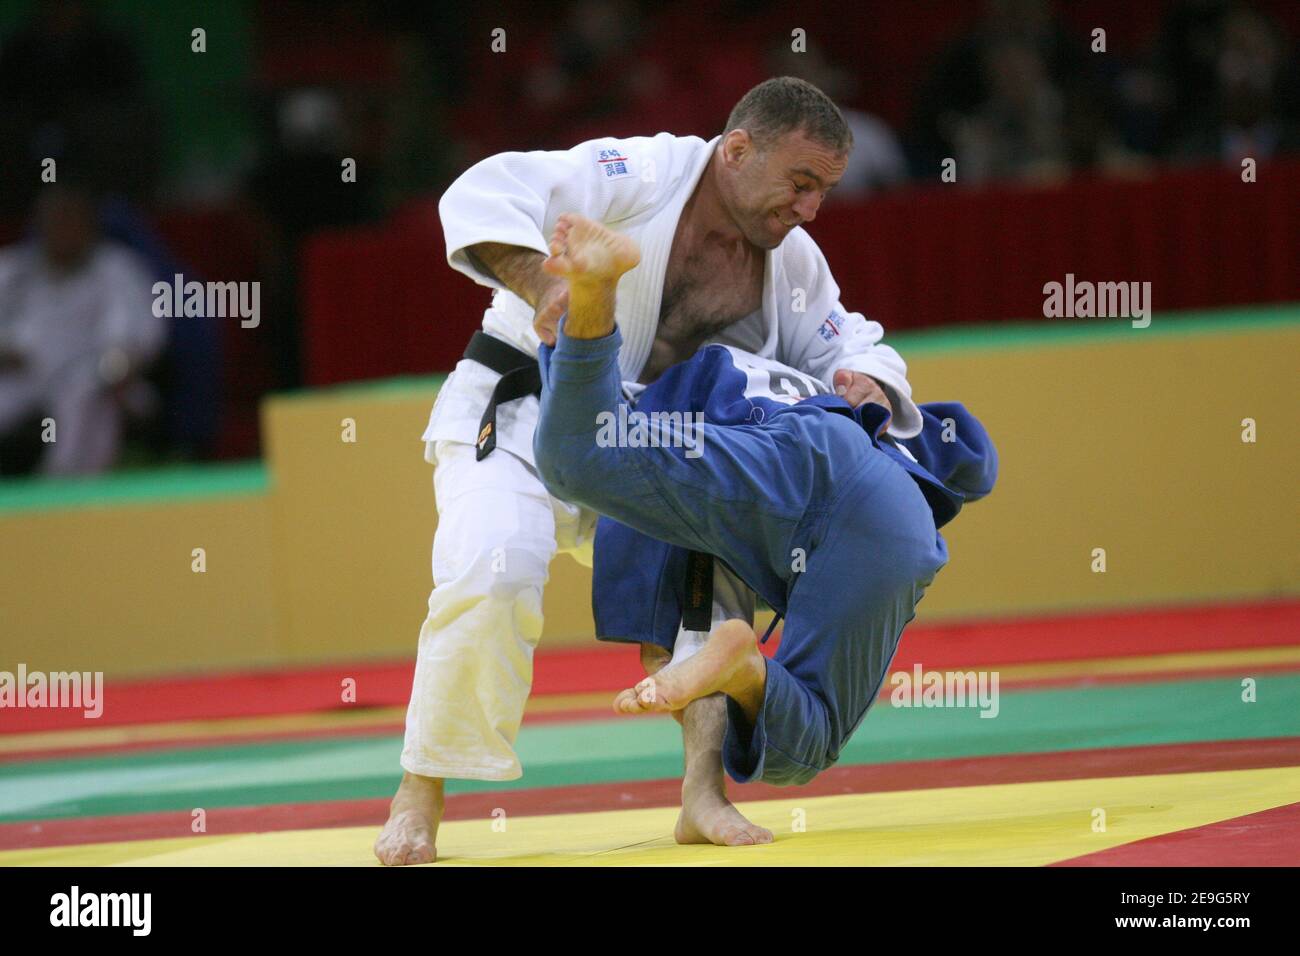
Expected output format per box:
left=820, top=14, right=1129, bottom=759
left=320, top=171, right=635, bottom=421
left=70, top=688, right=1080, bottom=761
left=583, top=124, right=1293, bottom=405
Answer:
left=533, top=281, right=569, bottom=346
left=833, top=369, right=892, bottom=423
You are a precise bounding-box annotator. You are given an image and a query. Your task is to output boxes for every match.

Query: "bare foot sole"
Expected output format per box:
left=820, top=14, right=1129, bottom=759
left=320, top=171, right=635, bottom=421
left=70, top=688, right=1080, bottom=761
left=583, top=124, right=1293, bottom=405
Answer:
left=675, top=789, right=775, bottom=847
left=614, top=620, right=761, bottom=715
left=374, top=772, right=444, bottom=866
left=543, top=213, right=641, bottom=282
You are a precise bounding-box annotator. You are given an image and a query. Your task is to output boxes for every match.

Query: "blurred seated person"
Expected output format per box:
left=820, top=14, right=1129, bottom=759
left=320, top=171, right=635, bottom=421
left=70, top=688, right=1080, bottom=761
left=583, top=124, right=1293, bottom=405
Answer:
left=0, top=183, right=162, bottom=476
left=1174, top=4, right=1300, bottom=165
left=947, top=38, right=1072, bottom=184
left=908, top=0, right=1104, bottom=183
left=767, top=40, right=908, bottom=197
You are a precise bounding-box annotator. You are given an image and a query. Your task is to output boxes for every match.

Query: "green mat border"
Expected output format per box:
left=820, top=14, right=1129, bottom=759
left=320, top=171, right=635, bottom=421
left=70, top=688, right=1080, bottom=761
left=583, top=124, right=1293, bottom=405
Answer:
left=0, top=462, right=268, bottom=515
left=884, top=301, right=1298, bottom=355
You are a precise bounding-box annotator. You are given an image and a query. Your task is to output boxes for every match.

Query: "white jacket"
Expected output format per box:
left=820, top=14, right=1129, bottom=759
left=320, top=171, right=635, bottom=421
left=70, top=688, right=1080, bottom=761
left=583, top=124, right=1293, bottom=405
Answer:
left=425, top=132, right=921, bottom=465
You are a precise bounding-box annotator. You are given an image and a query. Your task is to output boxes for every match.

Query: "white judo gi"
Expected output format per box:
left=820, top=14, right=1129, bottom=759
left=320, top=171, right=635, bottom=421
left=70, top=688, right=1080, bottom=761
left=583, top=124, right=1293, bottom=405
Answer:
left=402, top=132, right=923, bottom=780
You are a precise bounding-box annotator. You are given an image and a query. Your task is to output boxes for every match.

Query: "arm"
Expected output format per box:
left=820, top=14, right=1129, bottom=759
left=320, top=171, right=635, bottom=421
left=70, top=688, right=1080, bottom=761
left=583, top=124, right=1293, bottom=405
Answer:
left=464, top=242, right=553, bottom=309
left=776, top=230, right=923, bottom=438
left=442, top=134, right=688, bottom=345
left=439, top=132, right=683, bottom=291
left=465, top=242, right=568, bottom=344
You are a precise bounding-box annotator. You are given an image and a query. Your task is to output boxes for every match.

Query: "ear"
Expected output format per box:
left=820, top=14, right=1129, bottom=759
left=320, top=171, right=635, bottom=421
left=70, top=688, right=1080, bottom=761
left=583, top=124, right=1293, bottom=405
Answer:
left=721, top=129, right=752, bottom=167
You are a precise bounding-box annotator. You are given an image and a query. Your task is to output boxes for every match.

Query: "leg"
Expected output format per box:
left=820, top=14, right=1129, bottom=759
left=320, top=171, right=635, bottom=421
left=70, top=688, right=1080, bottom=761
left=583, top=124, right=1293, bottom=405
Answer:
left=532, top=212, right=654, bottom=520
left=375, top=772, right=443, bottom=867
left=617, top=618, right=766, bottom=719
left=541, top=212, right=639, bottom=340
left=639, top=638, right=773, bottom=846
left=675, top=694, right=774, bottom=846
left=724, top=461, right=947, bottom=786
left=375, top=440, right=560, bottom=865
left=668, top=570, right=770, bottom=845
left=617, top=452, right=947, bottom=789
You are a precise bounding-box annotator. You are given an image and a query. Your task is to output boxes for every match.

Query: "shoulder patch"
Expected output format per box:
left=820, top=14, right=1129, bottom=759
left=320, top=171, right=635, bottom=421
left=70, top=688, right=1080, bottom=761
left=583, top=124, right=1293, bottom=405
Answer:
left=817, top=308, right=846, bottom=342
left=596, top=147, right=632, bottom=179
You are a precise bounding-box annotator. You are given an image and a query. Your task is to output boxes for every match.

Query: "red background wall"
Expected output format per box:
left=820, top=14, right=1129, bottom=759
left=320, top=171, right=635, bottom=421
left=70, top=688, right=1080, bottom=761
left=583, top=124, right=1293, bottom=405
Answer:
left=299, top=158, right=1300, bottom=386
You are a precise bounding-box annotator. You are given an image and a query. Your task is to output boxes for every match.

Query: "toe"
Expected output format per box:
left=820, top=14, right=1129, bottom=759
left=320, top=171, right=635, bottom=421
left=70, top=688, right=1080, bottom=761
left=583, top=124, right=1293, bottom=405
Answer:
left=613, top=688, right=642, bottom=714
left=722, top=826, right=756, bottom=847
left=408, top=843, right=435, bottom=865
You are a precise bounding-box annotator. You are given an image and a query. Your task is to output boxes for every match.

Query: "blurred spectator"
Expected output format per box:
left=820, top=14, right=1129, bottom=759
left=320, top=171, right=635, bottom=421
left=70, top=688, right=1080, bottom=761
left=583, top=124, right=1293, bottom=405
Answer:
left=246, top=88, right=382, bottom=389
left=908, top=0, right=1111, bottom=183
left=950, top=37, right=1072, bottom=183
left=0, top=184, right=163, bottom=476
left=525, top=0, right=648, bottom=138
left=1171, top=3, right=1299, bottom=163
left=99, top=198, right=222, bottom=460
left=767, top=41, right=908, bottom=196
left=484, top=0, right=685, bottom=150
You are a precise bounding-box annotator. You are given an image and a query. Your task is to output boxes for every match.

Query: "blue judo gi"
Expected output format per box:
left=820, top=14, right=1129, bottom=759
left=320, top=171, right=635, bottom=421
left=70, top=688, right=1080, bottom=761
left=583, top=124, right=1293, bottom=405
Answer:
left=534, top=324, right=997, bottom=786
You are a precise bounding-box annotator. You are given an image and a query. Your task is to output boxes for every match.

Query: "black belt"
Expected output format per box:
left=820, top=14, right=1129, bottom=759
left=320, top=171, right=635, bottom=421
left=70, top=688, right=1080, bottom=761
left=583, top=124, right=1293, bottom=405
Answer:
left=464, top=331, right=541, bottom=460
left=682, top=551, right=782, bottom=644
left=682, top=551, right=714, bottom=632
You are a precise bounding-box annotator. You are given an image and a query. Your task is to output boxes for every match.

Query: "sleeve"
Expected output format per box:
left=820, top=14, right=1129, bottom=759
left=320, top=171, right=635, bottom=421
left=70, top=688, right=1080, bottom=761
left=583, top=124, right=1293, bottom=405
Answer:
left=438, top=132, right=685, bottom=290
left=774, top=229, right=923, bottom=438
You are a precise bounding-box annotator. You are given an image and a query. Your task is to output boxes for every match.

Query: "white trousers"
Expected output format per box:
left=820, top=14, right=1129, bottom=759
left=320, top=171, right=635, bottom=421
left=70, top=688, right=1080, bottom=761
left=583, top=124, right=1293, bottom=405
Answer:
left=400, top=439, right=593, bottom=781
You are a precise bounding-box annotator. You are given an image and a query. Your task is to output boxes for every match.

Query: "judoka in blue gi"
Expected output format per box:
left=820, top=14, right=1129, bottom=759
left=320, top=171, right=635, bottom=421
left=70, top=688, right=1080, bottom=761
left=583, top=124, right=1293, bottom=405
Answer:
left=534, top=214, right=997, bottom=792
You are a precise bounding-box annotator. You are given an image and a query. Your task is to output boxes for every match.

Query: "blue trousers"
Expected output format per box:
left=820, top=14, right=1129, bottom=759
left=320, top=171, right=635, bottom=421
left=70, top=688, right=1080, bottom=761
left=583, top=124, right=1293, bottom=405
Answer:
left=535, top=327, right=947, bottom=786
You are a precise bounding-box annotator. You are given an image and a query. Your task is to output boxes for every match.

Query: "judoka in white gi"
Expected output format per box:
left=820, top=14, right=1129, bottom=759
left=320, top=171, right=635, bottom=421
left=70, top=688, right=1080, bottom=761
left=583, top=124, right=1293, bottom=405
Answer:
left=377, top=77, right=923, bottom=865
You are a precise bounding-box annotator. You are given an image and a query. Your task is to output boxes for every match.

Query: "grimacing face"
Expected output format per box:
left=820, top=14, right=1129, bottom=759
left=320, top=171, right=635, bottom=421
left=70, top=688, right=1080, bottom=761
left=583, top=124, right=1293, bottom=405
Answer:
left=723, top=128, right=848, bottom=249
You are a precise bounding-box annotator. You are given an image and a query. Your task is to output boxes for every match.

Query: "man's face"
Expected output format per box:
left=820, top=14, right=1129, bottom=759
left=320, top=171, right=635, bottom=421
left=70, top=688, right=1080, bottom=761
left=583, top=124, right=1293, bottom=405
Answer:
left=722, top=129, right=848, bottom=249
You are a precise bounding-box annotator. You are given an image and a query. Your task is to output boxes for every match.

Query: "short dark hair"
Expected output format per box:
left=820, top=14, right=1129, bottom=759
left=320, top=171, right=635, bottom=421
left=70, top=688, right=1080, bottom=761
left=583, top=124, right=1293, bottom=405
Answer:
left=724, top=76, right=853, bottom=155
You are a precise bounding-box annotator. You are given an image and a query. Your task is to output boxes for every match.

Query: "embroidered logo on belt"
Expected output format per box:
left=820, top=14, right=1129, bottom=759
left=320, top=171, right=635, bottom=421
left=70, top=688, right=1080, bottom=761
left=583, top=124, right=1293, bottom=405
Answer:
left=477, top=422, right=493, bottom=448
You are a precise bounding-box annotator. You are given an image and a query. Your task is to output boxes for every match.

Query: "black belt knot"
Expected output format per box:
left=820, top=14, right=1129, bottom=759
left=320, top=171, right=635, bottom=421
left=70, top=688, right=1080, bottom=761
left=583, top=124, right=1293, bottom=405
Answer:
left=464, top=331, right=541, bottom=460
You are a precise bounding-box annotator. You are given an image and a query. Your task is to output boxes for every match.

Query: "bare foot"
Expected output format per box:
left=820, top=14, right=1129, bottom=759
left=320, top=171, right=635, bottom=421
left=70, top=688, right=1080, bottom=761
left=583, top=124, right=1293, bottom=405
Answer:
left=637, top=643, right=686, bottom=727
left=542, top=212, right=641, bottom=284
left=675, top=783, right=775, bottom=847
left=614, top=620, right=765, bottom=719
left=374, top=772, right=444, bottom=866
